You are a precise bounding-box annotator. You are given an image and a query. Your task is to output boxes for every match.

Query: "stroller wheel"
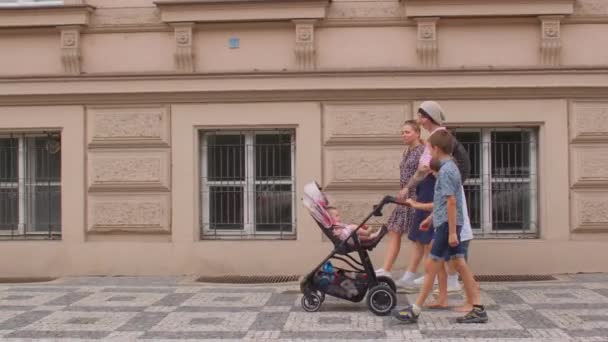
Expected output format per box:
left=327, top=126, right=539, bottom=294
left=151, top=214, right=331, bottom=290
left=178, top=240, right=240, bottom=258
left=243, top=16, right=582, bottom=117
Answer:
left=317, top=291, right=325, bottom=303
left=377, top=276, right=397, bottom=293
left=301, top=293, right=322, bottom=312
left=366, top=283, right=397, bottom=316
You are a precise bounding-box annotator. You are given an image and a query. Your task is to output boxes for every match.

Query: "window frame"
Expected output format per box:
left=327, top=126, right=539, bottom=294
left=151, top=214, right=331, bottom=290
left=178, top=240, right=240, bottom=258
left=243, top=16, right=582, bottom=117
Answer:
left=0, top=132, right=61, bottom=238
left=199, top=129, right=296, bottom=239
left=450, top=127, right=538, bottom=238
left=0, top=0, right=62, bottom=7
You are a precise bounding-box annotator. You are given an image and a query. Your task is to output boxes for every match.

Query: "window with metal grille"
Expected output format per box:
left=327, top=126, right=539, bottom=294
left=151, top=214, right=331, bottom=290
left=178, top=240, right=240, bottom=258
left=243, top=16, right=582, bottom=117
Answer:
left=0, top=133, right=61, bottom=239
left=451, top=128, right=538, bottom=238
left=0, top=0, right=62, bottom=6
left=200, top=130, right=296, bottom=239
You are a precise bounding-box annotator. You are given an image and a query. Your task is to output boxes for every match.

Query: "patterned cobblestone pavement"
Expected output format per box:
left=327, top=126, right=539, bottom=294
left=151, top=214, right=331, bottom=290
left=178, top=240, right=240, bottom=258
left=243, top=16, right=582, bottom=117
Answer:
left=0, top=274, right=607, bottom=341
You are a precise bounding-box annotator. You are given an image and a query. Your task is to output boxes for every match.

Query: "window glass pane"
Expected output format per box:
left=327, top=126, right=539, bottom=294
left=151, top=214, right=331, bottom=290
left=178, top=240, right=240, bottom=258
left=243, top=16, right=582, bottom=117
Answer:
left=255, top=133, right=292, bottom=181
left=492, top=182, right=530, bottom=230
left=452, top=131, right=481, bottom=179
left=30, top=137, right=61, bottom=181
left=255, top=184, right=292, bottom=232
left=208, top=186, right=243, bottom=230
left=464, top=185, right=482, bottom=229
left=0, top=138, right=18, bottom=232
left=0, top=187, right=18, bottom=231
left=26, top=185, right=61, bottom=233
left=206, top=134, right=245, bottom=182
left=491, top=131, right=531, bottom=177
left=0, top=138, right=18, bottom=182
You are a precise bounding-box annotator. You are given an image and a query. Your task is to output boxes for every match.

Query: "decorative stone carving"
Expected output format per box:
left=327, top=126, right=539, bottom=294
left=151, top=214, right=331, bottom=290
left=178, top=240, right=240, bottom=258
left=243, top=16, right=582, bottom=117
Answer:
left=323, top=103, right=411, bottom=144
left=324, top=148, right=402, bottom=189
left=571, top=191, right=608, bottom=233
left=416, top=18, right=439, bottom=68
left=574, top=0, right=608, bottom=16
left=294, top=20, right=316, bottom=70
left=540, top=16, right=563, bottom=66
left=570, top=145, right=608, bottom=187
left=90, top=8, right=163, bottom=28
left=87, top=105, right=171, bottom=147
left=327, top=2, right=404, bottom=19
left=87, top=193, right=171, bottom=234
left=59, top=26, right=81, bottom=75
left=172, top=23, right=194, bottom=73
left=570, top=102, right=608, bottom=143
left=88, top=149, right=170, bottom=191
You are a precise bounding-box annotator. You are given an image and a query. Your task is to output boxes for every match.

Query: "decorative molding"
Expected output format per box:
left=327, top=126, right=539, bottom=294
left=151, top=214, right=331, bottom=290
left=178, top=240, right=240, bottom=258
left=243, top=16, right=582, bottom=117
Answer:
left=571, top=190, right=608, bottom=233
left=323, top=147, right=402, bottom=189
left=172, top=23, right=194, bottom=73
left=322, top=102, right=411, bottom=144
left=540, top=16, right=563, bottom=66
left=573, top=0, right=608, bottom=16
left=294, top=20, right=316, bottom=70
left=89, top=8, right=162, bottom=29
left=327, top=2, right=404, bottom=19
left=3, top=70, right=608, bottom=105
left=570, top=101, right=608, bottom=143
left=0, top=4, right=94, bottom=28
left=88, top=149, right=171, bottom=191
left=405, top=0, right=575, bottom=18
left=87, top=193, right=171, bottom=234
left=154, top=0, right=330, bottom=23
left=416, top=17, right=439, bottom=68
left=59, top=26, right=81, bottom=75
left=86, top=105, right=171, bottom=148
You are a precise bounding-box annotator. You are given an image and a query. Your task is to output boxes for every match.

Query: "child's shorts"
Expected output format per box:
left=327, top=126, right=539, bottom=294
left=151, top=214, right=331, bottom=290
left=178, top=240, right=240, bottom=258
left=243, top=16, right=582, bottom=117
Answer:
left=444, top=239, right=470, bottom=262
left=430, top=222, right=466, bottom=261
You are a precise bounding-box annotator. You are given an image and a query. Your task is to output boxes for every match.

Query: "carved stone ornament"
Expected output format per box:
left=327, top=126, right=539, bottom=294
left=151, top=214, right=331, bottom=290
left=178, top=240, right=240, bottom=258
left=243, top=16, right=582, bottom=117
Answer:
left=60, top=26, right=81, bottom=75
left=173, top=23, right=194, bottom=73
left=416, top=18, right=439, bottom=68
left=294, top=20, right=316, bottom=70
left=540, top=16, right=563, bottom=66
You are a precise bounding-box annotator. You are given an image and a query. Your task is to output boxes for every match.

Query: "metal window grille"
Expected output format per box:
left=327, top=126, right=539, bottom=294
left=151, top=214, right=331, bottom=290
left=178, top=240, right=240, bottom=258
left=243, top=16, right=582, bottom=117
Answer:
left=451, top=128, right=538, bottom=238
left=200, top=130, right=296, bottom=240
left=0, top=133, right=61, bottom=240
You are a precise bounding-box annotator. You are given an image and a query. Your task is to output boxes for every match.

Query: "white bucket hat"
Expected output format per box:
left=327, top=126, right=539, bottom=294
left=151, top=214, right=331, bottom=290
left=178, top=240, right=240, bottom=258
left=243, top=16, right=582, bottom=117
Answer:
left=418, top=101, right=445, bottom=126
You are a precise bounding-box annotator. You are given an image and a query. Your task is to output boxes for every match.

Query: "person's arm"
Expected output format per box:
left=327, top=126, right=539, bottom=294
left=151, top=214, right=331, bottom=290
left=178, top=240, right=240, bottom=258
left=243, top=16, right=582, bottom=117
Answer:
left=419, top=214, right=432, bottom=232
left=447, top=195, right=459, bottom=247
left=405, top=199, right=433, bottom=212
left=404, top=165, right=430, bottom=191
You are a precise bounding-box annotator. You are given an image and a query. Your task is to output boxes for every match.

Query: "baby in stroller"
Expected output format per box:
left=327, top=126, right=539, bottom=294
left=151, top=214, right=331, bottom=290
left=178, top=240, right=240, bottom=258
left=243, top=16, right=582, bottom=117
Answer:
left=326, top=206, right=381, bottom=244
left=300, top=181, right=400, bottom=316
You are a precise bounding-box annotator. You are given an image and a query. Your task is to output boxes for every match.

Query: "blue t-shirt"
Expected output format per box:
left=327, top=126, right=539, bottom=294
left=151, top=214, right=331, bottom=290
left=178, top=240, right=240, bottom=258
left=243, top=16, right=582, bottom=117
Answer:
left=433, top=158, right=464, bottom=228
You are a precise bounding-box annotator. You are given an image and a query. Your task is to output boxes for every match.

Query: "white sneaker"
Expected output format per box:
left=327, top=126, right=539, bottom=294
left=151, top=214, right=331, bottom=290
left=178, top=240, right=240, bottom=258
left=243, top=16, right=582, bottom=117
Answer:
left=433, top=280, right=463, bottom=295
left=413, top=275, right=438, bottom=286
left=375, top=268, right=392, bottom=278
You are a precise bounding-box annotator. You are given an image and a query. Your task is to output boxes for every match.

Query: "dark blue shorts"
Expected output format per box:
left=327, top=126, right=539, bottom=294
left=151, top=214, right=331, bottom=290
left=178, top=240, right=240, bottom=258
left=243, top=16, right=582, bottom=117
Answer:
left=445, top=239, right=469, bottom=262
left=430, top=222, right=466, bottom=261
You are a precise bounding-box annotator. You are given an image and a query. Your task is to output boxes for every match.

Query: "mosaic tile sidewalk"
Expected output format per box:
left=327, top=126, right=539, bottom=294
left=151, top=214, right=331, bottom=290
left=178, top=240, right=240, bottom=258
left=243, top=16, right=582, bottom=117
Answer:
left=0, top=274, right=607, bottom=341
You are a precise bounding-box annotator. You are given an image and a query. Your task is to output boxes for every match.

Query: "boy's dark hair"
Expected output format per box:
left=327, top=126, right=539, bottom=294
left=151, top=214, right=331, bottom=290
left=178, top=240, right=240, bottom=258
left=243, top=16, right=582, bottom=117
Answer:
left=429, top=157, right=442, bottom=173
left=428, top=130, right=454, bottom=155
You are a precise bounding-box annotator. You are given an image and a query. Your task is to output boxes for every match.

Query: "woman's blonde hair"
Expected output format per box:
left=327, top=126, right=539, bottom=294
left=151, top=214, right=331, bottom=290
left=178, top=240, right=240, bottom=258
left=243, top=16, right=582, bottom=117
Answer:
left=403, top=119, right=423, bottom=144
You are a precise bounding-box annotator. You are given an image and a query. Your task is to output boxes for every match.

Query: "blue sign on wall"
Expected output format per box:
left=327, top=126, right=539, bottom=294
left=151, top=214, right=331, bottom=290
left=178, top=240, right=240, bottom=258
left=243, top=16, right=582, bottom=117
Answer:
left=229, top=37, right=240, bottom=49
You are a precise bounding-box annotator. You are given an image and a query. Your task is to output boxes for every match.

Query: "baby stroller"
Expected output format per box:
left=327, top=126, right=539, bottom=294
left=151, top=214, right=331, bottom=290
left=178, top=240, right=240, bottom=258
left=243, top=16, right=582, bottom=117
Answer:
left=300, top=181, right=399, bottom=316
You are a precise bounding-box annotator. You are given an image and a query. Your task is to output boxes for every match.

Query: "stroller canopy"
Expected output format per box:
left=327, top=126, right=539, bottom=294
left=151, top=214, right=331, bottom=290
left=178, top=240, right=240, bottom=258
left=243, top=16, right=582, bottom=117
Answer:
left=302, top=181, right=333, bottom=229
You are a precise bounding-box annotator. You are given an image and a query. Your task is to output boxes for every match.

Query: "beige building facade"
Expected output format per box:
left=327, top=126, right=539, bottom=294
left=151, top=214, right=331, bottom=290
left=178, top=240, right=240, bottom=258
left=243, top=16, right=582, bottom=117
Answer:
left=1, top=0, right=608, bottom=277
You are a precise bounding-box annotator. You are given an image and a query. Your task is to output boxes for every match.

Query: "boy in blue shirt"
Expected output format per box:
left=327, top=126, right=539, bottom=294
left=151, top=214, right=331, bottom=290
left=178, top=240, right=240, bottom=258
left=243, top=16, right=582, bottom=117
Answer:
left=393, top=130, right=488, bottom=324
